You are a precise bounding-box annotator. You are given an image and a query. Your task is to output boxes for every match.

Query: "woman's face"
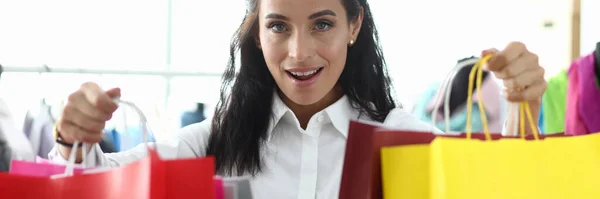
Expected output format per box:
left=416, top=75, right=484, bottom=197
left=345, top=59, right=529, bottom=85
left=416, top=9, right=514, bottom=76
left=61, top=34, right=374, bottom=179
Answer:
left=258, top=0, right=362, bottom=105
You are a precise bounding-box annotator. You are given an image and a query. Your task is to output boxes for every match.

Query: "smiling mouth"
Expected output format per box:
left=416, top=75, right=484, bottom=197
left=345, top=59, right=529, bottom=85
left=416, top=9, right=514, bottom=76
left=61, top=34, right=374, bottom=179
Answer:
left=286, top=67, right=324, bottom=81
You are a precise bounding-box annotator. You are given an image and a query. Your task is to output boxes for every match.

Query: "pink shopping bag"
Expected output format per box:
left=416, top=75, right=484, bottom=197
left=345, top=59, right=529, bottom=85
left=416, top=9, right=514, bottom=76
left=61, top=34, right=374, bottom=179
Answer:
left=214, top=176, right=224, bottom=199
left=9, top=156, right=88, bottom=177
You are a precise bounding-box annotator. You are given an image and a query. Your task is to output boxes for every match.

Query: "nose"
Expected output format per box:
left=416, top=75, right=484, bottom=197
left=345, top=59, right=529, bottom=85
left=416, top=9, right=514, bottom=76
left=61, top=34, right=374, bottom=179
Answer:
left=288, top=32, right=315, bottom=62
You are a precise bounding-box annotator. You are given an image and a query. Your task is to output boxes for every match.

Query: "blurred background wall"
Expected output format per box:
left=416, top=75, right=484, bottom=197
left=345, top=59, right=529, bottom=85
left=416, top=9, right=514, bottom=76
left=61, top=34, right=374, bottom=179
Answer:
left=0, top=0, right=596, bottom=145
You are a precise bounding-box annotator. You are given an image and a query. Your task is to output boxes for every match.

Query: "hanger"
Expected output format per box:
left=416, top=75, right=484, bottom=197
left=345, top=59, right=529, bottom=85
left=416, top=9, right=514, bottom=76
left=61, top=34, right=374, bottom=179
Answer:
left=594, top=42, right=600, bottom=83
left=448, top=56, right=489, bottom=115
left=40, top=97, right=57, bottom=123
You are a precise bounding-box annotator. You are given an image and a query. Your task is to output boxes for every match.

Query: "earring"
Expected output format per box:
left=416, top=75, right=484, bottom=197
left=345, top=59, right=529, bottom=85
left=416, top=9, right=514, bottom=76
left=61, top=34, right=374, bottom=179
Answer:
left=348, top=39, right=355, bottom=46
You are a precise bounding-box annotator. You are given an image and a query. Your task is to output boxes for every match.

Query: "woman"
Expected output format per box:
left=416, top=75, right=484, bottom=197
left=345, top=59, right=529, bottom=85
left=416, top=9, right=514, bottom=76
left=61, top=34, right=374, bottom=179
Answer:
left=49, top=0, right=546, bottom=198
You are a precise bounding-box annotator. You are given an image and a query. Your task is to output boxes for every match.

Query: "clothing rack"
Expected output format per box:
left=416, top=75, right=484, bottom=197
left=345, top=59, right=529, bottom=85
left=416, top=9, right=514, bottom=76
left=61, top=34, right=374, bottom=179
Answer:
left=1, top=64, right=223, bottom=107
left=1, top=65, right=222, bottom=77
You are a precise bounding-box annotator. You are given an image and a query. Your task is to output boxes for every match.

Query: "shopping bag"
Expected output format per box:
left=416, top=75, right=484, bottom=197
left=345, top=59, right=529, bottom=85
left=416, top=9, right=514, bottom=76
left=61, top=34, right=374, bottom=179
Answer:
left=221, top=176, right=253, bottom=199
left=379, top=56, right=491, bottom=199
left=378, top=130, right=566, bottom=199
left=380, top=55, right=586, bottom=199
left=0, top=147, right=216, bottom=199
left=215, top=177, right=224, bottom=199
left=339, top=120, right=533, bottom=199
left=214, top=176, right=254, bottom=199
left=9, top=156, right=88, bottom=177
left=429, top=132, right=600, bottom=199
left=0, top=98, right=216, bottom=199
left=9, top=146, right=98, bottom=177
left=426, top=55, right=598, bottom=199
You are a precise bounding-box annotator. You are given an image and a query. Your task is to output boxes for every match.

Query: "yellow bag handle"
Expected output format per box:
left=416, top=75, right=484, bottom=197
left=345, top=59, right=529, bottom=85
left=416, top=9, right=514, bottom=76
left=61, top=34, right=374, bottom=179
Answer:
left=519, top=101, right=540, bottom=140
left=465, top=54, right=540, bottom=140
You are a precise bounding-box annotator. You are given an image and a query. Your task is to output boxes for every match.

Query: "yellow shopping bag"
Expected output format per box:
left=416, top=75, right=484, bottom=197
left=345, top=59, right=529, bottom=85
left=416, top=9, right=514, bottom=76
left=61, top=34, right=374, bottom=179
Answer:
left=381, top=144, right=430, bottom=199
left=381, top=55, right=600, bottom=199
left=429, top=55, right=600, bottom=199
left=380, top=54, right=498, bottom=199
left=430, top=132, right=600, bottom=199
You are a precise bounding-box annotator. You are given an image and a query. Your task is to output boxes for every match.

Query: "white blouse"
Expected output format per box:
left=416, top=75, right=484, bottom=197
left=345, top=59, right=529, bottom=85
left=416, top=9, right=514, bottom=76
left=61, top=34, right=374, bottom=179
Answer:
left=49, top=94, right=445, bottom=199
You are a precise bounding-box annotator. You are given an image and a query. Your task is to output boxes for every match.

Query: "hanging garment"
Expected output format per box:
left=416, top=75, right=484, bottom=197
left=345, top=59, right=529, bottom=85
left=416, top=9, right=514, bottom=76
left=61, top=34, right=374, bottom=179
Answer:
left=22, top=105, right=56, bottom=158
left=0, top=133, right=11, bottom=172
left=412, top=74, right=506, bottom=133
left=180, top=103, right=206, bottom=128
left=102, top=129, right=121, bottom=152
left=542, top=69, right=568, bottom=134
left=595, top=42, right=600, bottom=86
left=98, top=134, right=117, bottom=153
left=106, top=106, right=156, bottom=152
left=566, top=58, right=589, bottom=135
left=576, top=53, right=600, bottom=134
left=116, top=126, right=155, bottom=152
left=538, top=101, right=544, bottom=134
left=0, top=98, right=35, bottom=163
left=107, top=116, right=156, bottom=152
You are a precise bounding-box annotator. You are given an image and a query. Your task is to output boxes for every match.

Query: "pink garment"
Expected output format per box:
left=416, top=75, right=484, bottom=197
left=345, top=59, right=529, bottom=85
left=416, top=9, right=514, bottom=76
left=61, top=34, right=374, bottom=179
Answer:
left=565, top=61, right=590, bottom=135
left=426, top=75, right=504, bottom=132
left=576, top=53, right=600, bottom=133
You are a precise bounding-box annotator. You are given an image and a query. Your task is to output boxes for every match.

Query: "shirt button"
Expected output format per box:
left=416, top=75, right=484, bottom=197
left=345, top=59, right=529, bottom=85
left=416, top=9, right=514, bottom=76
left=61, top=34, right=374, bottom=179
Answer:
left=317, top=114, right=325, bottom=123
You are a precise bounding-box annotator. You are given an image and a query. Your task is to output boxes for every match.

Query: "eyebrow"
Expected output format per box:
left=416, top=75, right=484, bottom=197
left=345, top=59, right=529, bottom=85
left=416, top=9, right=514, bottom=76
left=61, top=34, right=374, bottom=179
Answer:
left=308, top=9, right=336, bottom=19
left=264, top=9, right=337, bottom=21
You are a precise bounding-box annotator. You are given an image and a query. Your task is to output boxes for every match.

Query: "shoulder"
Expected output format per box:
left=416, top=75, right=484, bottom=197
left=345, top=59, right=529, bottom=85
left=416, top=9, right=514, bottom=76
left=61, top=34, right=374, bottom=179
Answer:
left=179, top=117, right=212, bottom=135
left=99, top=118, right=214, bottom=166
left=383, top=108, right=443, bottom=134
left=170, top=117, right=213, bottom=156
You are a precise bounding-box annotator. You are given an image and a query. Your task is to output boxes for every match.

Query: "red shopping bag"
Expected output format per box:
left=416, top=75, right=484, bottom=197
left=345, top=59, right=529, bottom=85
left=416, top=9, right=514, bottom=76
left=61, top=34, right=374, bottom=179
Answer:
left=0, top=149, right=215, bottom=199
left=338, top=120, right=566, bottom=199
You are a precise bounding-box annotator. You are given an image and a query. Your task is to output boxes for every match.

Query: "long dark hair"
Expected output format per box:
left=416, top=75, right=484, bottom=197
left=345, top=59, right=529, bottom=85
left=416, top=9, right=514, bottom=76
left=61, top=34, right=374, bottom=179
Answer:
left=206, top=0, right=396, bottom=176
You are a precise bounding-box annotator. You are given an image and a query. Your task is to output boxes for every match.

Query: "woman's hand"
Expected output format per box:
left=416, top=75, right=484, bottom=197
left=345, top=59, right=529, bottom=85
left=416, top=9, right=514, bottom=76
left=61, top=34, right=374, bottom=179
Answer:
left=56, top=82, right=121, bottom=160
left=483, top=42, right=547, bottom=129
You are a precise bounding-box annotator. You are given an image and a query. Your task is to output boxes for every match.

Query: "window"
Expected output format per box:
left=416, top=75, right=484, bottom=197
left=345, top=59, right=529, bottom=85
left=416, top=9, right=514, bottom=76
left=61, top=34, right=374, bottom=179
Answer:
left=0, top=0, right=592, bottom=133
left=169, top=0, right=246, bottom=73
left=0, top=72, right=101, bottom=130
left=581, top=0, right=599, bottom=54
left=0, top=0, right=168, bottom=70
left=370, top=0, right=540, bottom=109
left=167, top=76, right=222, bottom=119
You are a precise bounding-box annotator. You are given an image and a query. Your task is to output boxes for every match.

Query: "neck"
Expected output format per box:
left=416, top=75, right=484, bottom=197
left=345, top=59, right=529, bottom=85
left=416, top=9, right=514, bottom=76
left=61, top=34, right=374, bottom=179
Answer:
left=279, top=86, right=343, bottom=130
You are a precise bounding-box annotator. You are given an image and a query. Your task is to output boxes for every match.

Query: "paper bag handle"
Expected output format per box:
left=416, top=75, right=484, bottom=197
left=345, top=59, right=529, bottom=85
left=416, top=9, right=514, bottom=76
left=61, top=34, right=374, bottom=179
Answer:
left=518, top=101, right=540, bottom=140
left=112, top=98, right=154, bottom=148
left=54, top=98, right=156, bottom=178
left=430, top=58, right=479, bottom=134
left=464, top=55, right=492, bottom=139
left=50, top=141, right=92, bottom=179
left=464, top=55, right=540, bottom=140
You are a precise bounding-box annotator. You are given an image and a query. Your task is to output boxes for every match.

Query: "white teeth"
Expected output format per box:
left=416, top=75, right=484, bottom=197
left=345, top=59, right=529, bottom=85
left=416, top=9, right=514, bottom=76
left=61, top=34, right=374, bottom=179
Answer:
left=291, top=69, right=318, bottom=76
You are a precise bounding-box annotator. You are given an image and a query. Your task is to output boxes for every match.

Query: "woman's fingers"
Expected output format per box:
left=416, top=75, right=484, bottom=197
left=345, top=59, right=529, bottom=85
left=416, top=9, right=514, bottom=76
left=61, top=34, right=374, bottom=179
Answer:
left=504, top=79, right=547, bottom=102
left=57, top=118, right=104, bottom=143
left=502, top=66, right=545, bottom=90
left=62, top=103, right=106, bottom=133
left=68, top=91, right=113, bottom=121
left=58, top=82, right=120, bottom=144
left=80, top=82, right=119, bottom=114
left=493, top=53, right=539, bottom=79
